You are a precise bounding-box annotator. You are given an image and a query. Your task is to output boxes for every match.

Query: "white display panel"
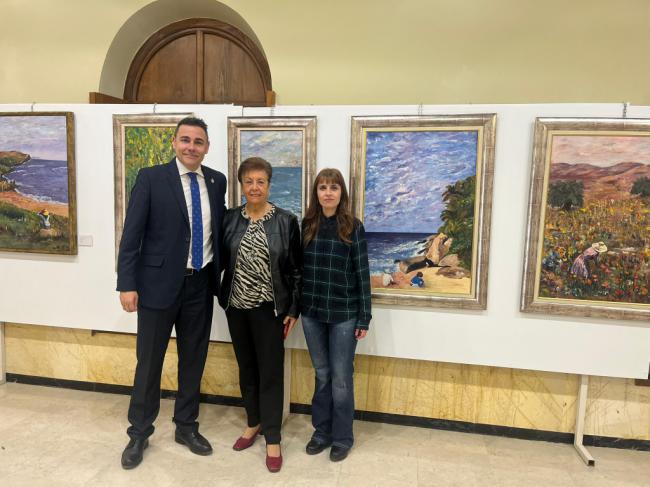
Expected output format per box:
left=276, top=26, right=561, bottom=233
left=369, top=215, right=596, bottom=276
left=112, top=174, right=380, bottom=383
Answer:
left=1, top=103, right=649, bottom=379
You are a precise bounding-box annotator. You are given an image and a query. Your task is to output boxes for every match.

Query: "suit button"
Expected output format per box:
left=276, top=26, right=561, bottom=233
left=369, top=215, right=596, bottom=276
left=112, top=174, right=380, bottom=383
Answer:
left=185, top=236, right=190, bottom=242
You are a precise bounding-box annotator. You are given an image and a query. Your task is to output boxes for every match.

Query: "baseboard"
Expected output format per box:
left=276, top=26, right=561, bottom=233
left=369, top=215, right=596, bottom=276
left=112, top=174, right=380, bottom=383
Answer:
left=6, top=373, right=650, bottom=451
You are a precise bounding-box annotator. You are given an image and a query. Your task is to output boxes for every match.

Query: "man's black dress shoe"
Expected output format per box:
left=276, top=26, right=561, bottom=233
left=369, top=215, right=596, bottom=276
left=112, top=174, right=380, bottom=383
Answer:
left=305, top=439, right=331, bottom=455
left=175, top=429, right=213, bottom=456
left=329, top=445, right=350, bottom=462
left=121, top=438, right=149, bottom=469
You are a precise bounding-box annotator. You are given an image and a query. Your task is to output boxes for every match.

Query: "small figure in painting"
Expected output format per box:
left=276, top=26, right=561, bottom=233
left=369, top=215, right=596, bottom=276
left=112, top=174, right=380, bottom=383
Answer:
left=37, top=209, right=51, bottom=229
left=381, top=271, right=395, bottom=287
left=410, top=271, right=425, bottom=288
left=570, top=242, right=608, bottom=278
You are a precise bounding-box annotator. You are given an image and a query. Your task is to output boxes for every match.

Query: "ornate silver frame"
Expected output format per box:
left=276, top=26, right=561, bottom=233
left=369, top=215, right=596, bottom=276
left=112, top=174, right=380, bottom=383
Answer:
left=227, top=116, right=317, bottom=215
left=521, top=117, right=650, bottom=321
left=350, top=114, right=497, bottom=310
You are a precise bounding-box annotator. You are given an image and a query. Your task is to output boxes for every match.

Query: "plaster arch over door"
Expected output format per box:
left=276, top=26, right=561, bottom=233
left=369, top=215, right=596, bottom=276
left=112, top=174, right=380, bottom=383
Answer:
left=96, top=0, right=272, bottom=105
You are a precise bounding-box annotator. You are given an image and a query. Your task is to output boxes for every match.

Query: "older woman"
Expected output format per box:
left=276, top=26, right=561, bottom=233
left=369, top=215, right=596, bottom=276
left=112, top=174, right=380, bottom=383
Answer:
left=219, top=157, right=301, bottom=472
left=301, top=168, right=371, bottom=462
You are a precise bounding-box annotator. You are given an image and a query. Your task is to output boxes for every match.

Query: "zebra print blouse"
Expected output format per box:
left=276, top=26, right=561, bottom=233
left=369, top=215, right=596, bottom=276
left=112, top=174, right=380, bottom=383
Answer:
left=229, top=205, right=275, bottom=310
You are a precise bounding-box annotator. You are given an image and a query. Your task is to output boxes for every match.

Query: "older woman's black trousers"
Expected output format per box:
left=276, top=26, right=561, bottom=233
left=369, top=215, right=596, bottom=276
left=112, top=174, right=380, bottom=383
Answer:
left=226, top=302, right=285, bottom=444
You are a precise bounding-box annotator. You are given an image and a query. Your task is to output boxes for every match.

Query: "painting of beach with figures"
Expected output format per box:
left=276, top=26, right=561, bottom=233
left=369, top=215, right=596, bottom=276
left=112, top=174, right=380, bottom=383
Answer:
left=522, top=118, right=650, bottom=321
left=350, top=115, right=496, bottom=309
left=228, top=117, right=316, bottom=218
left=0, top=112, right=76, bottom=254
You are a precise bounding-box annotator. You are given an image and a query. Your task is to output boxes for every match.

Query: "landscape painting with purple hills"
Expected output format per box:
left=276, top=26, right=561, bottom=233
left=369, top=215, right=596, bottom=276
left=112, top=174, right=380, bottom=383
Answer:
left=539, top=134, right=650, bottom=305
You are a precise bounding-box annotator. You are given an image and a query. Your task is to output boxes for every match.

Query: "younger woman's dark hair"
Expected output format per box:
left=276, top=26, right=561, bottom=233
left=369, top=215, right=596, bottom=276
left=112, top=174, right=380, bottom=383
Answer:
left=303, top=168, right=354, bottom=246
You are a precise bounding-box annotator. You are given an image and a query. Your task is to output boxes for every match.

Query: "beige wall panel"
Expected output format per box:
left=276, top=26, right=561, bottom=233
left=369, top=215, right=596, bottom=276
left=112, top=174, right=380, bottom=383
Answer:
left=6, top=324, right=650, bottom=441
left=585, top=376, right=650, bottom=439
left=289, top=349, right=314, bottom=404
left=352, top=354, right=371, bottom=412
left=3, top=0, right=650, bottom=104
left=6, top=324, right=91, bottom=381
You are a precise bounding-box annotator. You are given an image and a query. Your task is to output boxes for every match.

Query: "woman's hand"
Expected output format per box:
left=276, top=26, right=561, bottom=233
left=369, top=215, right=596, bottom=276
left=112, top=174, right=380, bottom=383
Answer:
left=355, top=329, right=367, bottom=340
left=283, top=315, right=298, bottom=339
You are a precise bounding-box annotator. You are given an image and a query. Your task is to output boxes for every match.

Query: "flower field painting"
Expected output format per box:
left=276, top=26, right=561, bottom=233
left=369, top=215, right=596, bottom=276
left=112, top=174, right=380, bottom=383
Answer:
left=522, top=118, right=650, bottom=321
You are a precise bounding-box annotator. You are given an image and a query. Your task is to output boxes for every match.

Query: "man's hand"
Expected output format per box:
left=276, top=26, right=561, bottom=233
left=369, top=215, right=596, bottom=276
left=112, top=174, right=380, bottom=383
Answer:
left=283, top=315, right=298, bottom=339
left=120, top=291, right=139, bottom=312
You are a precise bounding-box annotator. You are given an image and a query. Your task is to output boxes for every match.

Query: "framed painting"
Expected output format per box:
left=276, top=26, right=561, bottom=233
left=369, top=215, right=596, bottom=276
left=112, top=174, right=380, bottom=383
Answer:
left=0, top=112, right=77, bottom=254
left=521, top=117, right=650, bottom=321
left=228, top=117, right=317, bottom=218
left=350, top=114, right=496, bottom=309
left=113, top=113, right=191, bottom=257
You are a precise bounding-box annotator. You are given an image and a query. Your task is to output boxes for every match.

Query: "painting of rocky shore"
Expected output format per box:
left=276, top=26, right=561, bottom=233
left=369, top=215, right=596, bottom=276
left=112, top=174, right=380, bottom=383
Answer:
left=0, top=113, right=76, bottom=254
left=523, top=120, right=650, bottom=321
left=350, top=115, right=497, bottom=309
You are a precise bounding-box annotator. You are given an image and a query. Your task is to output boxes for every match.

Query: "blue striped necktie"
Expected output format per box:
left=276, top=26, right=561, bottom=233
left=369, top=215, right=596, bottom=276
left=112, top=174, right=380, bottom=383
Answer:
left=187, top=172, right=203, bottom=270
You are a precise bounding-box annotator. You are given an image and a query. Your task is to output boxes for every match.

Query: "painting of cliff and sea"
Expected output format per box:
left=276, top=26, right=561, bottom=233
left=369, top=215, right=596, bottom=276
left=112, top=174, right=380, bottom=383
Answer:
left=350, top=115, right=496, bottom=309
left=522, top=118, right=650, bottom=321
left=228, top=117, right=317, bottom=219
left=0, top=112, right=76, bottom=254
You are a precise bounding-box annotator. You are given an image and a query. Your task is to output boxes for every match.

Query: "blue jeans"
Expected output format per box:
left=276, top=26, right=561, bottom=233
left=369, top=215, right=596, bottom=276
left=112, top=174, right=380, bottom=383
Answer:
left=301, top=316, right=358, bottom=450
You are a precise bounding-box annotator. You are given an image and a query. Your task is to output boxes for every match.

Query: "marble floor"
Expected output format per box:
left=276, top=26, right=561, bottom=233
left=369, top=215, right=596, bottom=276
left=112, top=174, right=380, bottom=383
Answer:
left=0, top=383, right=649, bottom=486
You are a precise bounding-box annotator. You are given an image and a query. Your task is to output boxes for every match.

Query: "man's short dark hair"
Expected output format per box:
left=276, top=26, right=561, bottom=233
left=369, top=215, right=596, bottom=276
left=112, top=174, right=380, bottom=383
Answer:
left=238, top=157, right=273, bottom=183
left=175, top=117, right=209, bottom=139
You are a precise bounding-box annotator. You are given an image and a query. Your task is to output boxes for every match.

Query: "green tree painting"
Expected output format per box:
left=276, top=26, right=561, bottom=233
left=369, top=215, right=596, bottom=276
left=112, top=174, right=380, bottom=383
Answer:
left=438, top=175, right=475, bottom=269
left=124, top=126, right=176, bottom=205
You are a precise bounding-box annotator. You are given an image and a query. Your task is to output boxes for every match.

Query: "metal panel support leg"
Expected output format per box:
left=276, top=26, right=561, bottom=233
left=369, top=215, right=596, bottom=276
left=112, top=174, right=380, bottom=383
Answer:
left=0, top=322, right=6, bottom=385
left=574, top=374, right=595, bottom=466
left=282, top=348, right=292, bottom=423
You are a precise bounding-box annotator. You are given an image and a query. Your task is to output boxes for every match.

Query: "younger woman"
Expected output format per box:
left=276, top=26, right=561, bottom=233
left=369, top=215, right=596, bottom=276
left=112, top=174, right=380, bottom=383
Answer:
left=301, top=168, right=371, bottom=462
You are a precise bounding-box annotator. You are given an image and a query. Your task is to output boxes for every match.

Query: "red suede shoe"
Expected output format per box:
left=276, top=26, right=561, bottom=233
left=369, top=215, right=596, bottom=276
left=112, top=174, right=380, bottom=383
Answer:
left=232, top=429, right=260, bottom=451
left=265, top=452, right=283, bottom=473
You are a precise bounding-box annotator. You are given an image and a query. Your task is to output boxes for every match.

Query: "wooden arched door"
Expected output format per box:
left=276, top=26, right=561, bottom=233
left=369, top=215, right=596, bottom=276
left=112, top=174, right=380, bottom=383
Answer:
left=123, top=18, right=273, bottom=106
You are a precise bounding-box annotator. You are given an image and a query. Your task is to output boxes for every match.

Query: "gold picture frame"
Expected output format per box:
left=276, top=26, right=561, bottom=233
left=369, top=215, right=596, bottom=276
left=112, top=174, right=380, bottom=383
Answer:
left=0, top=112, right=77, bottom=254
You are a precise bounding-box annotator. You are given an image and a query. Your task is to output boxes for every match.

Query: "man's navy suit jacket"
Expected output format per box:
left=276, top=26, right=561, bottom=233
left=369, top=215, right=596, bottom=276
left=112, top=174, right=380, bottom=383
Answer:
left=117, top=160, right=227, bottom=309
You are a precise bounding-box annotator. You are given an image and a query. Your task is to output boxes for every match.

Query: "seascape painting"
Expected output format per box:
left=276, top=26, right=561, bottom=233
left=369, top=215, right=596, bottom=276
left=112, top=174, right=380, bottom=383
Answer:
left=240, top=130, right=303, bottom=217
left=228, top=117, right=317, bottom=218
left=522, top=118, right=650, bottom=321
left=0, top=112, right=76, bottom=254
left=113, top=113, right=190, bottom=255
left=350, top=115, right=496, bottom=309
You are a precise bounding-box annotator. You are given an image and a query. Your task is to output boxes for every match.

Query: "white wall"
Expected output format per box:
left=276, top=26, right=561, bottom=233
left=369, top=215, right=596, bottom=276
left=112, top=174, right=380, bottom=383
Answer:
left=1, top=102, right=649, bottom=380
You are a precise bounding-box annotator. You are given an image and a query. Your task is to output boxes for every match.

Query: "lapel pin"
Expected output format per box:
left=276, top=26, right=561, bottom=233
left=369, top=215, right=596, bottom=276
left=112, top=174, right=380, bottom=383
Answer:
left=211, top=178, right=214, bottom=184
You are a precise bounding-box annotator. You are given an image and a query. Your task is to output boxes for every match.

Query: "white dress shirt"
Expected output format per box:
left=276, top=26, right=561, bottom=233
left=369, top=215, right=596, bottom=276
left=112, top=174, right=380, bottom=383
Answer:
left=176, top=158, right=213, bottom=269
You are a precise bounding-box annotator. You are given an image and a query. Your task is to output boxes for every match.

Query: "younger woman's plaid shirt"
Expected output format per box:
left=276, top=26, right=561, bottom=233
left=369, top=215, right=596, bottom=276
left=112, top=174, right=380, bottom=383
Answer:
left=301, top=215, right=372, bottom=329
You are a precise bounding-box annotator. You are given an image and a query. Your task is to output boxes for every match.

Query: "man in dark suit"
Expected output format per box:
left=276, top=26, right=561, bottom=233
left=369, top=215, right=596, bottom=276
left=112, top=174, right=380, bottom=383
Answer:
left=117, top=117, right=226, bottom=469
